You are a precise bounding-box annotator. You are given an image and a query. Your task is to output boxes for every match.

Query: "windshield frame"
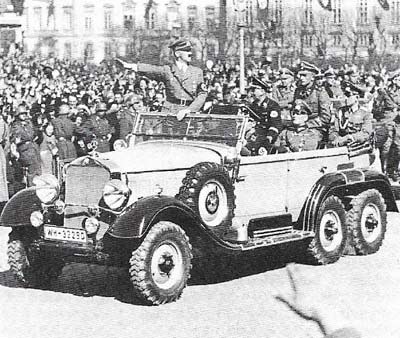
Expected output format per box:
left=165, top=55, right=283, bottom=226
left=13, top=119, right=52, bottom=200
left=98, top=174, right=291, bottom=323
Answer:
left=131, top=111, right=248, bottom=149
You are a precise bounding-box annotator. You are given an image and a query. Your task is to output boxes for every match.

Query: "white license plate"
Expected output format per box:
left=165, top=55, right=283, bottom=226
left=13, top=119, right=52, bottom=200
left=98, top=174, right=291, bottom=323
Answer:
left=44, top=226, right=87, bottom=243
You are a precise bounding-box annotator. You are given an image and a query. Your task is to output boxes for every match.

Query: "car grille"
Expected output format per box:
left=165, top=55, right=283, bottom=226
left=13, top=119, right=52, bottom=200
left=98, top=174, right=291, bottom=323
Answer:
left=64, top=164, right=110, bottom=228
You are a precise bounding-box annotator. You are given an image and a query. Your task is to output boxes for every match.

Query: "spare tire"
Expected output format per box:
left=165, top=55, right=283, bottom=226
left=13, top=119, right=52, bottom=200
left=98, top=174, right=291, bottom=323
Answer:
left=177, top=162, right=235, bottom=235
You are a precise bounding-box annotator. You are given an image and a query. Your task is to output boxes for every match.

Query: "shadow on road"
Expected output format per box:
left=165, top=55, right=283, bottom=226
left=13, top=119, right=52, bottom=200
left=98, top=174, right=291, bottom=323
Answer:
left=0, top=240, right=310, bottom=306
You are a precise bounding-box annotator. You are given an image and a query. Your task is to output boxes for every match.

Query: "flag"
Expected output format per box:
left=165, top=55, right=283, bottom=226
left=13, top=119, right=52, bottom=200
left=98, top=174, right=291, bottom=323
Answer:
left=378, top=0, right=390, bottom=10
left=256, top=0, right=269, bottom=28
left=318, top=0, right=332, bottom=11
left=144, top=0, right=154, bottom=21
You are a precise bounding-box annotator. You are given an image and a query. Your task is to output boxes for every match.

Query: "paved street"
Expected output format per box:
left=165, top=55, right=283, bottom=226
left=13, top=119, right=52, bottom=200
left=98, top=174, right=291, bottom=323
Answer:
left=1, top=213, right=400, bottom=338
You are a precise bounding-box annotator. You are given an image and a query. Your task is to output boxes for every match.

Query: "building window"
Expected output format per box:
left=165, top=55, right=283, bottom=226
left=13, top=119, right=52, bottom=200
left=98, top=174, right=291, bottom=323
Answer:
left=124, top=14, right=134, bottom=29
left=392, top=0, right=400, bottom=24
left=166, top=0, right=179, bottom=30
left=64, top=42, right=71, bottom=59
left=333, top=34, right=342, bottom=46
left=358, top=0, right=368, bottom=25
left=104, top=9, right=113, bottom=30
left=187, top=5, right=197, bottom=31
left=273, top=0, right=283, bottom=25
left=84, top=42, right=94, bottom=60
left=146, top=8, right=157, bottom=29
left=332, top=0, right=341, bottom=24
left=63, top=7, right=72, bottom=30
left=303, top=34, right=313, bottom=46
left=205, top=5, right=216, bottom=31
left=359, top=33, right=372, bottom=46
left=392, top=33, right=400, bottom=44
left=104, top=41, right=112, bottom=57
left=304, top=0, right=313, bottom=25
left=33, top=7, right=42, bottom=30
left=85, top=17, right=92, bottom=32
left=125, top=42, right=134, bottom=56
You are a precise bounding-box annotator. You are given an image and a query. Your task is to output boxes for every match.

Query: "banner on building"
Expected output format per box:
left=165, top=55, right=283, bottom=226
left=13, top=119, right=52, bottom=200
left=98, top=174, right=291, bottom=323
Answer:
left=256, top=0, right=269, bottom=28
left=318, top=0, right=332, bottom=11
left=378, top=0, right=390, bottom=10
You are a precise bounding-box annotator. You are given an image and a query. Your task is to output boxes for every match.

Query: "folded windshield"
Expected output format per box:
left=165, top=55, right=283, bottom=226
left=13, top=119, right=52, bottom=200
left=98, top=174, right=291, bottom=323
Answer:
left=132, top=113, right=246, bottom=147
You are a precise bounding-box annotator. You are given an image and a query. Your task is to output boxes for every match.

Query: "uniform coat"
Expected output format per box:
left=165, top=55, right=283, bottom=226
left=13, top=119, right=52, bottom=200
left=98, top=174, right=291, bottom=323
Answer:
left=52, top=115, right=77, bottom=160
left=137, top=63, right=207, bottom=113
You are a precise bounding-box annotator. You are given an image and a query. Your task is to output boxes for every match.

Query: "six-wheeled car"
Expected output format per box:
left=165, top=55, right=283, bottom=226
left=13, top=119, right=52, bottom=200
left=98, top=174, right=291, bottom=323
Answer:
left=1, top=104, right=397, bottom=305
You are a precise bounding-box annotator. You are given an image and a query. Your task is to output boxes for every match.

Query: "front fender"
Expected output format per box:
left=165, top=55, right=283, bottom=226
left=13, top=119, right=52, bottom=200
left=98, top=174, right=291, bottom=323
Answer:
left=300, top=169, right=397, bottom=232
left=0, top=188, right=42, bottom=227
left=107, top=195, right=204, bottom=239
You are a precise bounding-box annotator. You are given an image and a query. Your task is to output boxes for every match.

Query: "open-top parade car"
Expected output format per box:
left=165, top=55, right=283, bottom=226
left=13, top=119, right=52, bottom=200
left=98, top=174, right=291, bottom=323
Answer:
left=0, top=104, right=397, bottom=305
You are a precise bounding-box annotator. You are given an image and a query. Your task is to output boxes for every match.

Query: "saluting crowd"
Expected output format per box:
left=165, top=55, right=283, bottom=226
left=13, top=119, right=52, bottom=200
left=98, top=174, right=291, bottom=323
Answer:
left=1, top=46, right=400, bottom=206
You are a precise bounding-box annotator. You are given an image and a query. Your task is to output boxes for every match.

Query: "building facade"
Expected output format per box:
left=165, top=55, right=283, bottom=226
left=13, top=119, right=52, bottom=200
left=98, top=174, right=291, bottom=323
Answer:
left=20, top=0, right=400, bottom=65
left=0, top=0, right=23, bottom=55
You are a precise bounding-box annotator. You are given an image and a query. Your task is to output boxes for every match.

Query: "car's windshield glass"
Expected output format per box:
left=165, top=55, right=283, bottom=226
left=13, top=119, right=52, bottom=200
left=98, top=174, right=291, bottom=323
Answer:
left=132, top=112, right=246, bottom=147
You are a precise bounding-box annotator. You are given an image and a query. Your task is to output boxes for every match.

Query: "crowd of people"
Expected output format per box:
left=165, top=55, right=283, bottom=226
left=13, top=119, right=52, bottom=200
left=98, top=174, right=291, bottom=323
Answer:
left=1, top=44, right=400, bottom=207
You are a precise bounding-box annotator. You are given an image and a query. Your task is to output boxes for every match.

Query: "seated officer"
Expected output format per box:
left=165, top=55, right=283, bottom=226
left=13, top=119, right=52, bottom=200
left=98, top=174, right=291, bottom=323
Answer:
left=329, top=96, right=372, bottom=147
left=241, top=77, right=282, bottom=156
left=275, top=100, right=321, bottom=153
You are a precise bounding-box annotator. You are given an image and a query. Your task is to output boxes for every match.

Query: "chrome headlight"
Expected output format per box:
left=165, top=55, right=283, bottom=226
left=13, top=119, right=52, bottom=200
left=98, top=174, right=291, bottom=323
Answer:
left=103, top=179, right=131, bottom=210
left=33, top=174, right=60, bottom=204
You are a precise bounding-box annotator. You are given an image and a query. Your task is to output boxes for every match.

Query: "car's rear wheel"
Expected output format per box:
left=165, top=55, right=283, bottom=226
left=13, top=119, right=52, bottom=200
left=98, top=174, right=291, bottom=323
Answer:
left=129, top=221, right=192, bottom=305
left=8, top=231, right=64, bottom=287
left=177, top=162, right=235, bottom=235
left=346, top=189, right=387, bottom=255
left=307, top=196, right=347, bottom=264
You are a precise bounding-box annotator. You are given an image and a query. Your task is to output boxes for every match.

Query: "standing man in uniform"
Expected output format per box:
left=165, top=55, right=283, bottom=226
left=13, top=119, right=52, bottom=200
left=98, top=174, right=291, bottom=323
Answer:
left=116, top=39, right=207, bottom=120
left=293, top=62, right=332, bottom=146
left=375, top=70, right=400, bottom=178
left=52, top=104, right=77, bottom=160
left=272, top=67, right=296, bottom=127
left=84, top=103, right=114, bottom=153
left=242, top=77, right=282, bottom=155
left=10, top=104, right=41, bottom=187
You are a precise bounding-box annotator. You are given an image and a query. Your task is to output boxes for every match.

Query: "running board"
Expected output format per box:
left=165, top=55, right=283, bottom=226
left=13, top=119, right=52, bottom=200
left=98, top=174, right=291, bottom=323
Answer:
left=240, top=230, right=314, bottom=251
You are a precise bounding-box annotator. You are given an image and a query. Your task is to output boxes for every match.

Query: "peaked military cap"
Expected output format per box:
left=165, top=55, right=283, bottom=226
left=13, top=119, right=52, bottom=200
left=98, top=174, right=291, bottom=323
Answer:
left=279, top=67, right=294, bottom=78
left=323, top=66, right=335, bottom=77
left=169, top=39, right=192, bottom=52
left=96, top=102, right=108, bottom=112
left=249, top=76, right=272, bottom=91
left=298, top=61, right=320, bottom=75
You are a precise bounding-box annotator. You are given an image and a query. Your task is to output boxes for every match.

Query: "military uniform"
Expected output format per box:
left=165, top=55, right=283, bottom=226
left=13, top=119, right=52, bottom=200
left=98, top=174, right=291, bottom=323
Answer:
left=84, top=115, right=114, bottom=153
left=329, top=105, right=373, bottom=147
left=119, top=108, right=136, bottom=141
left=52, top=114, right=77, bottom=160
left=272, top=83, right=296, bottom=127
left=137, top=63, right=207, bottom=113
left=10, top=119, right=41, bottom=186
left=277, top=127, right=321, bottom=152
left=375, top=80, right=400, bottom=175
left=293, top=85, right=331, bottom=134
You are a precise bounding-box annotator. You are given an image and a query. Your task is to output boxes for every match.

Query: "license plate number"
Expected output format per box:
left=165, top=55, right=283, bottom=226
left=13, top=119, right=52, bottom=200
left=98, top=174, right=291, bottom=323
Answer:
left=44, top=226, right=87, bottom=243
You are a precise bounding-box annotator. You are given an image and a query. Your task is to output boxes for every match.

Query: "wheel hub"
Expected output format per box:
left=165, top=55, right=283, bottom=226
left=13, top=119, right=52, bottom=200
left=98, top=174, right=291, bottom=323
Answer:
left=205, top=189, right=219, bottom=215
left=324, top=220, right=339, bottom=240
left=158, top=253, right=175, bottom=275
left=365, top=214, right=378, bottom=232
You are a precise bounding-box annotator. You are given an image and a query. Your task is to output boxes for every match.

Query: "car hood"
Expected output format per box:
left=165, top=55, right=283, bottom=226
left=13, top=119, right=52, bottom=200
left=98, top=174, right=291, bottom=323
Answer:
left=70, top=140, right=232, bottom=173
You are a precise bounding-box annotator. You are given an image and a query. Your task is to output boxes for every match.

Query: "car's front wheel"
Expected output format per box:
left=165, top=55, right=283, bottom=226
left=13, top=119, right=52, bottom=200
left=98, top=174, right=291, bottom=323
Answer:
left=129, top=221, right=192, bottom=305
left=307, top=196, right=347, bottom=265
left=8, top=231, right=64, bottom=287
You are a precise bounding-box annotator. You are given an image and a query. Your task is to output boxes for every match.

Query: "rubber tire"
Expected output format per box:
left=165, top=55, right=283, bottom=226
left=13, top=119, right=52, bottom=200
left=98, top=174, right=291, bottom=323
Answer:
left=307, top=196, right=347, bottom=265
left=177, top=162, right=235, bottom=235
left=129, top=221, right=192, bottom=305
left=8, top=235, right=64, bottom=288
left=346, top=189, right=387, bottom=255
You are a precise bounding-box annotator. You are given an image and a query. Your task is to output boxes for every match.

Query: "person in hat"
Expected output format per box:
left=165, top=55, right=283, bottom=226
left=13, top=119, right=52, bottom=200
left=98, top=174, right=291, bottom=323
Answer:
left=341, top=66, right=367, bottom=98
left=374, top=69, right=400, bottom=178
left=329, top=96, right=372, bottom=147
left=9, top=104, right=42, bottom=187
left=52, top=104, right=77, bottom=160
left=293, top=61, right=331, bottom=144
left=243, top=76, right=282, bottom=155
left=275, top=99, right=321, bottom=152
left=83, top=102, right=114, bottom=153
left=272, top=67, right=296, bottom=127
left=116, top=38, right=207, bottom=120
left=323, top=67, right=344, bottom=99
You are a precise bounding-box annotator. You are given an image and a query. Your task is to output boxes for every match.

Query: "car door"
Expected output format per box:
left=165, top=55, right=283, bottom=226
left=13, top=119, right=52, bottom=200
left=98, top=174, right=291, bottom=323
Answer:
left=234, top=153, right=289, bottom=222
